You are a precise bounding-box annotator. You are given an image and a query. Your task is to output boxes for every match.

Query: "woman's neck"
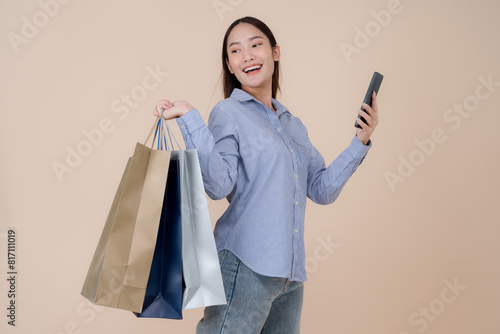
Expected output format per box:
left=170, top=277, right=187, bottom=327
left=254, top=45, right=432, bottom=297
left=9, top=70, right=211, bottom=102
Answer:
left=241, top=84, right=275, bottom=113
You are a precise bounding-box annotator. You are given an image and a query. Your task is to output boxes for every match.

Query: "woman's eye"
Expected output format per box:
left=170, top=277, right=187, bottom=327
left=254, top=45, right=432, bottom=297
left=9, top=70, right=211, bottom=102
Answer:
left=230, top=43, right=260, bottom=53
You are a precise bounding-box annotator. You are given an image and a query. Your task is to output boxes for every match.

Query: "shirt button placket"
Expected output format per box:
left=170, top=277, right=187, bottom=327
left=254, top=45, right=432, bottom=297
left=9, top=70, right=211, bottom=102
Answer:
left=292, top=169, right=300, bottom=277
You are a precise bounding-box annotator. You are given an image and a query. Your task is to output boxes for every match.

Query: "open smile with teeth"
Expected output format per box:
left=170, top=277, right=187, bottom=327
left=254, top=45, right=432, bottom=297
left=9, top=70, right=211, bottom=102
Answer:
left=243, top=64, right=262, bottom=74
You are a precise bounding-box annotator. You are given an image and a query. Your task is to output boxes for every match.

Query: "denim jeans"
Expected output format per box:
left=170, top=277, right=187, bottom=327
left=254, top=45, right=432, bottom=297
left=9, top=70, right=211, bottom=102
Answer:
left=196, top=250, right=304, bottom=334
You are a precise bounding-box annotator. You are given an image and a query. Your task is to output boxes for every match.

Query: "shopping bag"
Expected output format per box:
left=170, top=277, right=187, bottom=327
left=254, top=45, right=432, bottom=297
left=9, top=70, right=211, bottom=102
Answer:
left=134, top=156, right=183, bottom=319
left=158, top=120, right=226, bottom=310
left=81, top=117, right=171, bottom=313
left=178, top=149, right=226, bottom=309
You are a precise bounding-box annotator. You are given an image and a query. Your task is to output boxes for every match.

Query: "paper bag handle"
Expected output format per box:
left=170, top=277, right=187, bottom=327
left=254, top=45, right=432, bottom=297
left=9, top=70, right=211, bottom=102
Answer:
left=143, top=108, right=182, bottom=151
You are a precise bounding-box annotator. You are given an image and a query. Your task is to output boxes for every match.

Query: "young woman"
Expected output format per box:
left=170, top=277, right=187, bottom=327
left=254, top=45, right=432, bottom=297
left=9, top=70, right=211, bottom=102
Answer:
left=153, top=16, right=379, bottom=334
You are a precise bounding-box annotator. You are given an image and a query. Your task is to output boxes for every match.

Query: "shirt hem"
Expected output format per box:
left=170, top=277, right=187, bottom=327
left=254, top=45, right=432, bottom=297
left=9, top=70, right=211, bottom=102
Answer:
left=217, top=247, right=307, bottom=282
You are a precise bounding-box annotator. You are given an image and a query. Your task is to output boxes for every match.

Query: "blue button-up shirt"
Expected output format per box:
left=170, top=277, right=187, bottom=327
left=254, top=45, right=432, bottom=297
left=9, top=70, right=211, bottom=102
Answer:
left=176, top=88, right=371, bottom=281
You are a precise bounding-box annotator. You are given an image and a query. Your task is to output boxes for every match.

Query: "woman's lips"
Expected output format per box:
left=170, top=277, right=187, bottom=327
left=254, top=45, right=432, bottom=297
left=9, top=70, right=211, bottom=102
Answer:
left=244, top=67, right=262, bottom=75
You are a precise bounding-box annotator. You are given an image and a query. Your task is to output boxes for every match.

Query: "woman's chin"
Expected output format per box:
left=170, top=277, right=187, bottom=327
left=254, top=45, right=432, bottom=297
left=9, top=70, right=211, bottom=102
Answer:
left=240, top=79, right=272, bottom=91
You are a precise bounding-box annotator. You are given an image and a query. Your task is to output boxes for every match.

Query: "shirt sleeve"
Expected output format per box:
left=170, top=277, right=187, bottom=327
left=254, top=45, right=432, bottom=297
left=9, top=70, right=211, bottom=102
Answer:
left=176, top=107, right=240, bottom=200
left=306, top=132, right=372, bottom=205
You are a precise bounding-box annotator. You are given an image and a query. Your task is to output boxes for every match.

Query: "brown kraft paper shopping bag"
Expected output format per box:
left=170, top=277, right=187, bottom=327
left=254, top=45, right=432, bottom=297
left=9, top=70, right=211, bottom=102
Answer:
left=81, top=119, right=171, bottom=313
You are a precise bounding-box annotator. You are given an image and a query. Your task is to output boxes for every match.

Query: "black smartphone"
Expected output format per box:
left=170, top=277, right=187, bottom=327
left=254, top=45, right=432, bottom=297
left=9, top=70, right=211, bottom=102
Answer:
left=355, top=72, right=383, bottom=128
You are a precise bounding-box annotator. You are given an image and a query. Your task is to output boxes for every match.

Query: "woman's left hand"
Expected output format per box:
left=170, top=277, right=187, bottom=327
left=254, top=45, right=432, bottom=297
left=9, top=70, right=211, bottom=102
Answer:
left=355, top=91, right=379, bottom=145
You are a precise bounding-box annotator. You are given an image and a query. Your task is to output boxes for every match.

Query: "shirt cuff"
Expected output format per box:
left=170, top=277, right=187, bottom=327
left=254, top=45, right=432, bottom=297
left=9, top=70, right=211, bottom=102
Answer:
left=348, top=134, right=372, bottom=160
left=176, top=108, right=206, bottom=138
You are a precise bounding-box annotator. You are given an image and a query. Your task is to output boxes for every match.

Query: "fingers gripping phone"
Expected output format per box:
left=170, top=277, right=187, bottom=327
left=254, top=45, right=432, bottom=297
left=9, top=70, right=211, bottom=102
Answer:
left=355, top=72, right=383, bottom=128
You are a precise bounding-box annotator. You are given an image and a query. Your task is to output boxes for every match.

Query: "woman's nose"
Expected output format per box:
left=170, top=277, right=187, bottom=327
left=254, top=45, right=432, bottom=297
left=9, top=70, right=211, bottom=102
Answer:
left=242, top=49, right=255, bottom=62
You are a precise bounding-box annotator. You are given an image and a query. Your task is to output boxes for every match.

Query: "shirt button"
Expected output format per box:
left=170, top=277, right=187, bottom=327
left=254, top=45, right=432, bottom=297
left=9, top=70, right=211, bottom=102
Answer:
left=290, top=148, right=294, bottom=153
left=180, top=124, right=185, bottom=128
left=277, top=128, right=281, bottom=132
left=294, top=229, right=299, bottom=233
left=295, top=201, right=299, bottom=205
left=295, top=174, right=298, bottom=179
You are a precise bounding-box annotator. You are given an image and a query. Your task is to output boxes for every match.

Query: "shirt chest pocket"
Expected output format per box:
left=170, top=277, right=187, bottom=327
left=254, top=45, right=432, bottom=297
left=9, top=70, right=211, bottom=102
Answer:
left=290, top=137, right=311, bottom=171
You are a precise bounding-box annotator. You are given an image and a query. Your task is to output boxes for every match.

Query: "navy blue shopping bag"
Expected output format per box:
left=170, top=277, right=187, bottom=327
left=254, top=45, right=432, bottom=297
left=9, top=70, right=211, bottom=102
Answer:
left=134, top=157, right=183, bottom=319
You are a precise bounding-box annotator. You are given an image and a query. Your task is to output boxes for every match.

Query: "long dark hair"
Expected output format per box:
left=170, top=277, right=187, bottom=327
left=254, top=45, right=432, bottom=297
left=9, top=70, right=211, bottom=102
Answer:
left=221, top=16, right=281, bottom=99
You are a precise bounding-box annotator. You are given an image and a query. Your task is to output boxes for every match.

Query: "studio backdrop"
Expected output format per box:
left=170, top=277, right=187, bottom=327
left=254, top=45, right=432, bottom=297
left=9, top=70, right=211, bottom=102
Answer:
left=1, top=0, right=499, bottom=333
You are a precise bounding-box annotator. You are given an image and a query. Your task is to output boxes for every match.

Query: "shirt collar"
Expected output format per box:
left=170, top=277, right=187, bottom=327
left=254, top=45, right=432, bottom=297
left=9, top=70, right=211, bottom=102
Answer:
left=230, top=88, right=290, bottom=117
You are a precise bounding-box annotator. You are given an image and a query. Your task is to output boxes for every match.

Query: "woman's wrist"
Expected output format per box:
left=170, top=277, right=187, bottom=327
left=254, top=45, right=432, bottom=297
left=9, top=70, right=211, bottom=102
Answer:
left=178, top=105, right=194, bottom=118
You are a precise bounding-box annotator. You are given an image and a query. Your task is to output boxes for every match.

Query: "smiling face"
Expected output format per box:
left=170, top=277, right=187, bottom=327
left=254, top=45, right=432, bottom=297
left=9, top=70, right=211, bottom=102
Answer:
left=225, top=23, right=280, bottom=95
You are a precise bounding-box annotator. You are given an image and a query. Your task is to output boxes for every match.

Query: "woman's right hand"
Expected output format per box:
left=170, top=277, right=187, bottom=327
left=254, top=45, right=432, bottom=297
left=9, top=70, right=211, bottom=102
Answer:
left=153, top=99, right=194, bottom=120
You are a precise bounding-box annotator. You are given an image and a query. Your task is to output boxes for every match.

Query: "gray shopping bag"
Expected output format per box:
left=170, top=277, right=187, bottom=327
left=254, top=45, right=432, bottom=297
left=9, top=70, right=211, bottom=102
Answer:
left=178, top=150, right=226, bottom=309
left=162, top=121, right=226, bottom=310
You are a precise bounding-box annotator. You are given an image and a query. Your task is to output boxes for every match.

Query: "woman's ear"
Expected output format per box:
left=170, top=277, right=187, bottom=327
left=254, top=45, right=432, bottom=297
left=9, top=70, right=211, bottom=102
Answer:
left=273, top=45, right=281, bottom=61
left=226, top=58, right=234, bottom=74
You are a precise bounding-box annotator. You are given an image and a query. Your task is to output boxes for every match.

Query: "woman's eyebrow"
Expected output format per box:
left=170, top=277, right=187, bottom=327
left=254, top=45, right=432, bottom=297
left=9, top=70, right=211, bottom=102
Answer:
left=228, top=35, right=263, bottom=48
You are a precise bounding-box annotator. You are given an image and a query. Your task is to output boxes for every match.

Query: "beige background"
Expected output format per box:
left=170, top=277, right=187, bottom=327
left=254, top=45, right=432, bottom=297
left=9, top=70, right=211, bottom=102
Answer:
left=1, top=0, right=499, bottom=333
